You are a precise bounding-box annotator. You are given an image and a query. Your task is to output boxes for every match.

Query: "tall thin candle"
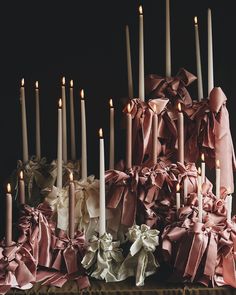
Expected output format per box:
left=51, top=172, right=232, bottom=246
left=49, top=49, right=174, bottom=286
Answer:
left=208, top=9, right=214, bottom=95
left=35, top=81, right=41, bottom=159
left=20, top=78, right=29, bottom=163
left=62, top=77, right=67, bottom=163
left=201, top=153, right=206, bottom=184
left=99, top=128, right=106, bottom=237
left=152, top=105, right=158, bottom=165
left=194, top=17, right=203, bottom=100
left=109, top=99, right=115, bottom=169
left=69, top=80, right=76, bottom=161
left=69, top=172, right=75, bottom=239
left=177, top=103, right=184, bottom=163
left=166, top=0, right=171, bottom=77
left=197, top=168, right=203, bottom=223
left=216, top=159, right=220, bottom=199
left=176, top=183, right=181, bottom=212
left=81, top=89, right=87, bottom=179
left=19, top=171, right=25, bottom=204
left=139, top=6, right=145, bottom=101
left=125, top=25, right=134, bottom=98
left=126, top=103, right=132, bottom=169
left=226, top=192, right=232, bottom=223
left=5, top=183, right=12, bottom=246
left=57, top=99, right=63, bottom=189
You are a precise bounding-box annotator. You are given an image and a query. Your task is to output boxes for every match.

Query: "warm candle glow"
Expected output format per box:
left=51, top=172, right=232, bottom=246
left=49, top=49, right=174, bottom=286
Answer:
left=69, top=172, right=73, bottom=182
left=201, top=153, right=205, bottom=162
left=139, top=5, right=143, bottom=15
left=35, top=81, right=39, bottom=89
left=176, top=183, right=180, bottom=192
left=62, top=77, right=65, bottom=85
left=109, top=98, right=113, bottom=108
left=216, top=159, right=220, bottom=169
left=198, top=167, right=201, bottom=175
left=99, top=128, right=103, bottom=138
left=194, top=16, right=198, bottom=25
left=127, top=103, right=131, bottom=113
left=177, top=102, right=182, bottom=112
left=70, top=80, right=73, bottom=87
left=7, top=183, right=11, bottom=193
left=21, top=78, right=24, bottom=87
left=80, top=89, right=84, bottom=99
left=59, top=98, right=62, bottom=108
left=20, top=171, right=23, bottom=180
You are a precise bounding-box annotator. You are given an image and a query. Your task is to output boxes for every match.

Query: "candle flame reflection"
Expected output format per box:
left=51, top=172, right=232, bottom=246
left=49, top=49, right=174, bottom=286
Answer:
left=7, top=183, right=11, bottom=193
left=59, top=99, right=62, bottom=108
left=21, top=78, right=24, bottom=87
left=139, top=5, right=143, bottom=15
left=109, top=99, right=113, bottom=108
left=216, top=159, right=220, bottom=169
left=177, top=103, right=182, bottom=112
left=70, top=80, right=73, bottom=87
left=80, top=89, right=84, bottom=99
left=20, top=171, right=24, bottom=180
left=99, top=128, right=103, bottom=138
left=176, top=183, right=180, bottom=192
left=69, top=172, right=73, bottom=181
left=194, top=16, right=198, bottom=25
left=201, top=153, right=205, bottom=162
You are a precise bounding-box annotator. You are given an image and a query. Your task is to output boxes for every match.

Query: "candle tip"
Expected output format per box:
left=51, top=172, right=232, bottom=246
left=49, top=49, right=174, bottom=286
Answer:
left=69, top=172, right=73, bottom=181
left=20, top=171, right=23, bottom=180
left=62, top=77, right=65, bottom=85
left=216, top=159, right=220, bottom=169
left=70, top=80, right=73, bottom=87
left=99, top=128, right=103, bottom=138
left=35, top=81, right=39, bottom=89
left=198, top=167, right=201, bottom=175
left=194, top=16, right=198, bottom=25
left=127, top=103, right=131, bottom=113
left=201, top=153, right=205, bottom=162
left=21, top=78, right=24, bottom=87
left=176, top=183, right=180, bottom=192
left=7, top=183, right=11, bottom=193
left=59, top=98, right=62, bottom=108
left=177, top=102, right=182, bottom=112
left=139, top=5, right=143, bottom=15
left=109, top=98, right=113, bottom=108
left=80, top=89, right=84, bottom=99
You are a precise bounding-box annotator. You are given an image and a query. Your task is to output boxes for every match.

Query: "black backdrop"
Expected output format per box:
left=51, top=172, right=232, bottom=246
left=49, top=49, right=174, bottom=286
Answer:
left=0, top=0, right=235, bottom=236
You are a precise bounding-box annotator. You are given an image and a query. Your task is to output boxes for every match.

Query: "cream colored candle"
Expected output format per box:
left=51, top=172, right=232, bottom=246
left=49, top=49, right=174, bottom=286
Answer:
left=20, top=78, right=29, bottom=163
left=194, top=17, right=203, bottom=100
left=208, top=9, right=214, bottom=95
left=57, top=99, right=63, bottom=189
left=197, top=167, right=203, bottom=223
left=99, top=128, right=106, bottom=237
left=176, top=183, right=181, bottom=212
left=226, top=193, right=232, bottom=223
left=5, top=183, right=12, bottom=246
left=126, top=103, right=132, bottom=169
left=215, top=159, right=220, bottom=199
left=152, top=105, right=158, bottom=165
left=69, top=80, right=76, bottom=161
left=19, top=171, right=25, bottom=204
left=69, top=172, right=75, bottom=239
left=109, top=99, right=115, bottom=169
left=184, top=179, right=188, bottom=204
left=62, top=77, right=67, bottom=164
left=139, top=6, right=145, bottom=101
left=35, top=81, right=41, bottom=159
left=177, top=103, right=184, bottom=164
left=125, top=25, right=134, bottom=98
left=80, top=89, right=87, bottom=180
left=201, top=153, right=206, bottom=184
left=165, top=0, right=171, bottom=77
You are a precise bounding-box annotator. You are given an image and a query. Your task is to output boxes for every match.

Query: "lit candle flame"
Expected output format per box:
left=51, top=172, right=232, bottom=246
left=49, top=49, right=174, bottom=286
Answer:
left=20, top=171, right=24, bottom=180
left=70, top=80, right=73, bottom=87
left=127, top=103, right=131, bottom=113
left=201, top=153, right=205, bottom=162
left=35, top=81, right=39, bottom=89
left=80, top=89, right=84, bottom=99
left=194, top=16, right=198, bottom=25
left=69, top=172, right=73, bottom=182
left=21, top=78, right=24, bottom=87
left=109, top=98, right=113, bottom=108
left=198, top=167, right=201, bottom=175
left=216, top=159, right=220, bottom=169
left=139, top=5, right=143, bottom=15
left=176, top=183, right=180, bottom=192
left=59, top=98, right=62, bottom=108
left=62, top=77, right=65, bottom=85
left=153, top=104, right=157, bottom=113
left=7, top=183, right=11, bottom=193
left=177, top=103, right=182, bottom=112
left=99, top=128, right=103, bottom=138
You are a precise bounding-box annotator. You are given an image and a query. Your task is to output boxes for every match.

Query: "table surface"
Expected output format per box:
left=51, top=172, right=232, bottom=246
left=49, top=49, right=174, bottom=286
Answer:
left=6, top=275, right=236, bottom=295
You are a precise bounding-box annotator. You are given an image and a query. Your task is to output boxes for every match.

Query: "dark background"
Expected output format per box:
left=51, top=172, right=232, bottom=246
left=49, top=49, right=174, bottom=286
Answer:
left=0, top=0, right=235, bottom=235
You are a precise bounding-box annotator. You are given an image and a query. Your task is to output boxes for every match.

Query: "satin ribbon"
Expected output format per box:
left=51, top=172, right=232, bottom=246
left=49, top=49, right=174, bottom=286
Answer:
left=82, top=233, right=124, bottom=282
left=175, top=162, right=198, bottom=195
left=118, top=224, right=159, bottom=286
left=145, top=68, right=197, bottom=107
